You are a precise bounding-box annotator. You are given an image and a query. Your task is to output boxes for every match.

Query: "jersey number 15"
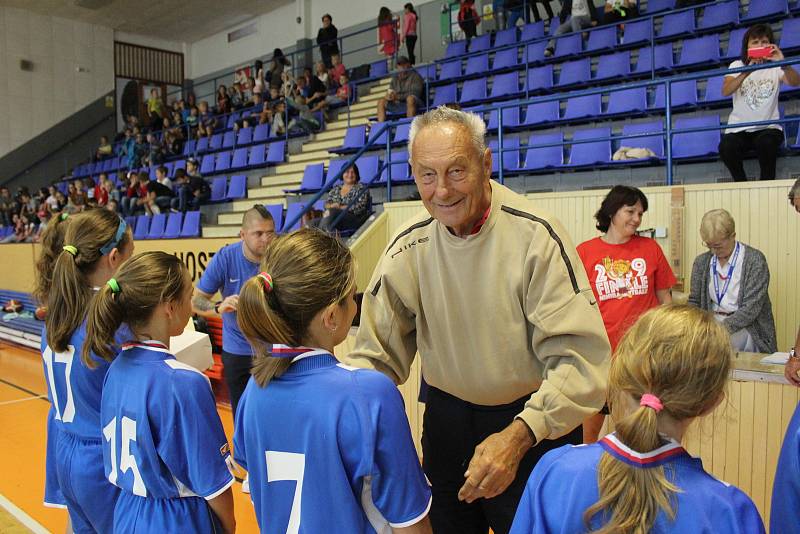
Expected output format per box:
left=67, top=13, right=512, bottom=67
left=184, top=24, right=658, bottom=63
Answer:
left=104, top=416, right=147, bottom=497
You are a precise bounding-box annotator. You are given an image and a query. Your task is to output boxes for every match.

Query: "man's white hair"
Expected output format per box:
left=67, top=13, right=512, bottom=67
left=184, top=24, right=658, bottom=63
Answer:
left=407, top=106, right=487, bottom=162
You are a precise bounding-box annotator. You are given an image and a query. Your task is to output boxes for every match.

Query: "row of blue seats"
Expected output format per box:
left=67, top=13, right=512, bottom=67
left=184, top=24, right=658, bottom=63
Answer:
left=290, top=153, right=415, bottom=194
left=127, top=211, right=201, bottom=240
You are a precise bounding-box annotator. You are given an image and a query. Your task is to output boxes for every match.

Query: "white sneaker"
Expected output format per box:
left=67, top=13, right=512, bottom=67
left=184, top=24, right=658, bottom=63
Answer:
left=241, top=475, right=250, bottom=494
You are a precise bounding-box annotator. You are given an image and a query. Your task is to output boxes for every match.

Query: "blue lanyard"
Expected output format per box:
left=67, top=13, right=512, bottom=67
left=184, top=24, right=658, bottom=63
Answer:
left=712, top=242, right=740, bottom=306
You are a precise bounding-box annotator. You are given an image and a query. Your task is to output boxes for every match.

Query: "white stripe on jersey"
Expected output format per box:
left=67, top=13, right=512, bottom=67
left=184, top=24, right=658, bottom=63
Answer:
left=164, top=359, right=211, bottom=384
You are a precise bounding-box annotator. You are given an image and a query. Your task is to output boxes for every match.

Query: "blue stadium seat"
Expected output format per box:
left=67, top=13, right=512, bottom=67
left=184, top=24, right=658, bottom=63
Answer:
left=521, top=21, right=545, bottom=41
left=215, top=151, right=232, bottom=173
left=237, top=127, right=253, bottom=146
left=415, top=64, right=438, bottom=81
left=645, top=0, right=675, bottom=13
left=470, top=34, right=492, bottom=53
left=525, top=41, right=548, bottom=63
left=164, top=162, right=175, bottom=177
left=393, top=122, right=411, bottom=145
left=724, top=28, right=747, bottom=61
left=248, top=144, right=266, bottom=167
left=556, top=58, right=591, bottom=87
left=371, top=60, right=389, bottom=78
left=494, top=28, right=518, bottom=48
left=676, top=35, right=720, bottom=68
left=702, top=76, right=729, bottom=105
left=439, top=60, right=462, bottom=81
left=124, top=216, right=136, bottom=230
left=378, top=159, right=412, bottom=184
left=326, top=159, right=349, bottom=185
left=699, top=0, right=740, bottom=31
left=196, top=136, right=210, bottom=153
left=553, top=33, right=583, bottom=58
left=604, top=86, right=649, bottom=116
left=526, top=64, right=554, bottom=93
left=594, top=51, right=631, bottom=81
left=673, top=115, right=721, bottom=158
left=522, top=132, right=564, bottom=170
left=433, top=83, right=458, bottom=107
left=182, top=140, right=196, bottom=157
left=253, top=123, right=270, bottom=143
left=290, top=163, right=325, bottom=193
left=563, top=94, right=602, bottom=120
left=652, top=80, right=698, bottom=109
left=180, top=211, right=201, bottom=237
left=231, top=148, right=249, bottom=170
left=226, top=175, right=247, bottom=200
left=133, top=215, right=150, bottom=240
left=779, top=17, right=800, bottom=52
left=282, top=202, right=308, bottom=232
left=162, top=212, right=183, bottom=239
left=490, top=72, right=521, bottom=99
left=465, top=53, right=490, bottom=76
left=586, top=26, right=617, bottom=52
left=200, top=154, right=215, bottom=175
left=488, top=106, right=522, bottom=130
left=222, top=131, right=236, bottom=149
left=620, top=122, right=665, bottom=160
left=209, top=177, right=227, bottom=202
left=209, top=133, right=223, bottom=151
left=264, top=204, right=284, bottom=231
left=445, top=41, right=468, bottom=58
left=356, top=155, right=382, bottom=184
left=523, top=100, right=560, bottom=126
left=658, top=10, right=696, bottom=40
left=633, top=44, right=674, bottom=74
left=226, top=112, right=241, bottom=129
left=567, top=127, right=612, bottom=167
left=146, top=213, right=166, bottom=239
left=548, top=17, right=561, bottom=37
left=489, top=138, right=521, bottom=172
left=333, top=125, right=367, bottom=153
left=621, top=19, right=653, bottom=47
left=742, top=0, right=788, bottom=21
left=266, top=141, right=286, bottom=164
left=492, top=47, right=520, bottom=70
left=368, top=122, right=389, bottom=146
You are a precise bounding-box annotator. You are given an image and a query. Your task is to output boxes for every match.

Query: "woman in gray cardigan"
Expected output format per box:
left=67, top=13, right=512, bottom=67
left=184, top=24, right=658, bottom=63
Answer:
left=688, top=209, right=777, bottom=354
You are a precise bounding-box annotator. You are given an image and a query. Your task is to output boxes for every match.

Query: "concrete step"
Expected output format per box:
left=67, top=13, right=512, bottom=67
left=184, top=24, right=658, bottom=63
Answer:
left=314, top=123, right=367, bottom=141
left=256, top=182, right=302, bottom=197
left=294, top=138, right=343, bottom=155
left=231, top=194, right=284, bottom=212
left=288, top=149, right=332, bottom=164
left=203, top=225, right=241, bottom=238
left=272, top=161, right=315, bottom=175
left=259, top=174, right=301, bottom=187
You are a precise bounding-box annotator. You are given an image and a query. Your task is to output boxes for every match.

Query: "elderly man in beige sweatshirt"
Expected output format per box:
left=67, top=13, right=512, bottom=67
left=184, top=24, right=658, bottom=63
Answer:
left=344, top=106, right=611, bottom=534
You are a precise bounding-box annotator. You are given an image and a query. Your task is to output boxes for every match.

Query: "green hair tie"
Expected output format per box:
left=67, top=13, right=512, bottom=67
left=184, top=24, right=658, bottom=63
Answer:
left=60, top=213, right=69, bottom=221
left=62, top=245, right=78, bottom=256
left=106, top=278, right=120, bottom=294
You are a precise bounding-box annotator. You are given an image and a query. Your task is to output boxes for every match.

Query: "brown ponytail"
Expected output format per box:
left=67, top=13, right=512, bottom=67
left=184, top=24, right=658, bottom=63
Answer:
left=83, top=251, right=187, bottom=366
left=33, top=213, right=70, bottom=304
left=46, top=209, right=132, bottom=354
left=237, top=228, right=356, bottom=387
left=584, top=305, right=732, bottom=533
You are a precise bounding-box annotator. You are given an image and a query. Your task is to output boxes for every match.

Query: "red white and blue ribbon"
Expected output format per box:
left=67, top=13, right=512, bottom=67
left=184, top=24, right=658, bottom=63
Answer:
left=121, top=340, right=170, bottom=353
left=599, top=433, right=688, bottom=469
left=272, top=344, right=329, bottom=362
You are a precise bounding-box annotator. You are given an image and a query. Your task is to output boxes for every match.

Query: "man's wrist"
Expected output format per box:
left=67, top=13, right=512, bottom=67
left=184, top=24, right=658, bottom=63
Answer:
left=511, top=418, right=537, bottom=449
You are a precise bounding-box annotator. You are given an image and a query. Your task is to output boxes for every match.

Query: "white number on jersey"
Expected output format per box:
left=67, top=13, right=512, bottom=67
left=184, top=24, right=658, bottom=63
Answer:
left=103, top=416, right=148, bottom=496
left=42, top=346, right=76, bottom=423
left=265, top=451, right=306, bottom=534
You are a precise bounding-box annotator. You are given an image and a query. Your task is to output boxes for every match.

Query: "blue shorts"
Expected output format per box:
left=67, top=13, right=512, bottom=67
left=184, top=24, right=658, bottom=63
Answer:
left=43, top=410, right=67, bottom=508
left=55, top=431, right=119, bottom=534
left=114, top=492, right=221, bottom=533
left=386, top=95, right=421, bottom=115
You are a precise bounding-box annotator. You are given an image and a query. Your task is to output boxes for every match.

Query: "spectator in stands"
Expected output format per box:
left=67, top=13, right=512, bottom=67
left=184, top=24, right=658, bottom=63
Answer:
left=719, top=24, right=800, bottom=182
left=253, top=60, right=266, bottom=97
left=1, top=213, right=25, bottom=243
left=544, top=0, right=599, bottom=57
left=95, top=135, right=113, bottom=162
left=243, top=77, right=256, bottom=107
left=171, top=168, right=210, bottom=213
left=138, top=171, right=173, bottom=215
left=67, top=181, right=87, bottom=213
left=127, top=133, right=146, bottom=169
left=317, top=14, right=339, bottom=69
left=0, top=186, right=14, bottom=226
left=271, top=99, right=287, bottom=136
left=287, top=95, right=321, bottom=134
left=155, top=165, right=173, bottom=192
left=144, top=133, right=164, bottom=166
left=310, top=73, right=351, bottom=117
left=376, top=56, right=423, bottom=122
left=280, top=71, right=297, bottom=100
left=343, top=106, right=610, bottom=533
left=304, top=67, right=328, bottom=108
left=185, top=105, right=199, bottom=136
left=688, top=208, right=776, bottom=354
left=315, top=61, right=330, bottom=89
left=196, top=101, right=218, bottom=138
left=106, top=199, right=119, bottom=213
left=121, top=171, right=143, bottom=216
left=117, top=128, right=134, bottom=162
left=217, top=85, right=231, bottom=115
left=401, top=3, right=418, bottom=65
left=186, top=158, right=202, bottom=180
left=268, top=48, right=291, bottom=91
left=458, top=0, right=481, bottom=41
left=602, top=0, right=638, bottom=24
left=229, top=84, right=245, bottom=110
left=45, top=186, right=60, bottom=214
left=146, top=88, right=164, bottom=130
left=329, top=53, right=346, bottom=88
left=576, top=185, right=676, bottom=443
left=163, top=127, right=183, bottom=157
left=315, top=163, right=371, bottom=233
left=54, top=191, right=67, bottom=213
left=377, top=7, right=399, bottom=60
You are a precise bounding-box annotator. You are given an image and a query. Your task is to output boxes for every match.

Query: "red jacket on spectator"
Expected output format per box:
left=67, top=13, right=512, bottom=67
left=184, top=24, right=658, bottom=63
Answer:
left=94, top=185, right=109, bottom=206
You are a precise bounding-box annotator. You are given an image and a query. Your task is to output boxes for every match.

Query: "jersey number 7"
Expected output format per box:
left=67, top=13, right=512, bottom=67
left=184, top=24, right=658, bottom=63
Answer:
left=42, top=346, right=75, bottom=423
left=104, top=416, right=148, bottom=497
left=266, top=451, right=306, bottom=534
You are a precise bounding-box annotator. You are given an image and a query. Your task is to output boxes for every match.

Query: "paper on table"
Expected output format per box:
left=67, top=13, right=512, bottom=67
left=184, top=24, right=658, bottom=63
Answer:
left=760, top=352, right=790, bottom=365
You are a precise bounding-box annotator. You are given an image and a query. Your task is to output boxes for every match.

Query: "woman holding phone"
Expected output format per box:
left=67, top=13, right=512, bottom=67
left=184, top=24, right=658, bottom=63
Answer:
left=719, top=24, right=800, bottom=182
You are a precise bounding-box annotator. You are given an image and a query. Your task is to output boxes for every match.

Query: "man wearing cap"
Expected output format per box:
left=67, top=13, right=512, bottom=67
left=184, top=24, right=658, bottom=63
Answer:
left=377, top=56, right=424, bottom=122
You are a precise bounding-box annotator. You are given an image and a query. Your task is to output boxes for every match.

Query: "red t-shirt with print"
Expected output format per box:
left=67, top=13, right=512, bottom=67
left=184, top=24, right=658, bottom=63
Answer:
left=577, top=235, right=677, bottom=351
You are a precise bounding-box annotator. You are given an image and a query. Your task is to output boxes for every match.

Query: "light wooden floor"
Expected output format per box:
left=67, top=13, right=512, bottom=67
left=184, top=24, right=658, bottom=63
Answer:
left=0, top=341, right=260, bottom=533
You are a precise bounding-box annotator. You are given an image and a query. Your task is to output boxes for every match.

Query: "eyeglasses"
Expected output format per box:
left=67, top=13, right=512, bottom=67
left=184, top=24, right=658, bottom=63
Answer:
left=704, top=235, right=734, bottom=250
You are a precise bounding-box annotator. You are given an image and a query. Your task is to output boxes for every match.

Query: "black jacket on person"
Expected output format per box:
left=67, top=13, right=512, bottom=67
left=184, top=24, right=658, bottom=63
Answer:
left=317, top=25, right=339, bottom=55
left=559, top=0, right=599, bottom=23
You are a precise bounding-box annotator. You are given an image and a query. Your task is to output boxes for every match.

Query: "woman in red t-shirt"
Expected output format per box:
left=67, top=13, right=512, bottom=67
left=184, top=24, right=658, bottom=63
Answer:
left=377, top=7, right=398, bottom=59
left=576, top=185, right=676, bottom=442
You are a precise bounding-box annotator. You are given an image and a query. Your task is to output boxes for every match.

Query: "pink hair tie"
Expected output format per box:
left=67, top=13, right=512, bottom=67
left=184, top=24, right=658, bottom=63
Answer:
left=640, top=393, right=663, bottom=413
left=256, top=272, right=273, bottom=292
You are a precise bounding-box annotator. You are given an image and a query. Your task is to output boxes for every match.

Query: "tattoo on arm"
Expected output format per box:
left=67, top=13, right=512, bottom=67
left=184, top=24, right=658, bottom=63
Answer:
left=192, top=294, right=214, bottom=312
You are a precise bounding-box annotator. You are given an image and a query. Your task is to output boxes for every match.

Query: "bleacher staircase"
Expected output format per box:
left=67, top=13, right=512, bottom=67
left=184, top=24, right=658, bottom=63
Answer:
left=203, top=78, right=391, bottom=237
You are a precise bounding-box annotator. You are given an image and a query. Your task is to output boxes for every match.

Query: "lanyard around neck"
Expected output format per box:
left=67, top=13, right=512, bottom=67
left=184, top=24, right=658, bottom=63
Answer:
left=711, top=242, right=740, bottom=306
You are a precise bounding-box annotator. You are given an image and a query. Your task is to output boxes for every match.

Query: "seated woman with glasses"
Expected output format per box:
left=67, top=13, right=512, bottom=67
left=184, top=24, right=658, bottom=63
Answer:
left=688, top=208, right=776, bottom=353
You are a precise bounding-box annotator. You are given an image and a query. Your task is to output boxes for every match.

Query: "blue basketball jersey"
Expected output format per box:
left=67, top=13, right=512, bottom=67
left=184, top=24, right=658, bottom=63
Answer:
left=510, top=433, right=765, bottom=534
left=233, top=348, right=431, bottom=533
left=100, top=341, right=234, bottom=530
left=196, top=241, right=260, bottom=355
left=771, top=402, right=800, bottom=534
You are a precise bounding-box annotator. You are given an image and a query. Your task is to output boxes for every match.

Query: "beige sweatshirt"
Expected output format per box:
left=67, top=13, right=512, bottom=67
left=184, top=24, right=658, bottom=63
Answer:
left=344, top=181, right=611, bottom=442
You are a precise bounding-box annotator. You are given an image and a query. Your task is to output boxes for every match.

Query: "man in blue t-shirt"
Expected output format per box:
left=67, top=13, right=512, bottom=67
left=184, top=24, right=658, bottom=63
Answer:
left=193, top=205, right=276, bottom=419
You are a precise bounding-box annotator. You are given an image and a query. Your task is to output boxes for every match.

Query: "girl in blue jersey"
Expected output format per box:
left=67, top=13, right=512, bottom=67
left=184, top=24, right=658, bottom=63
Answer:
left=509, top=304, right=765, bottom=534
left=234, top=228, right=432, bottom=534
left=43, top=208, right=133, bottom=533
left=83, top=251, right=236, bottom=533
